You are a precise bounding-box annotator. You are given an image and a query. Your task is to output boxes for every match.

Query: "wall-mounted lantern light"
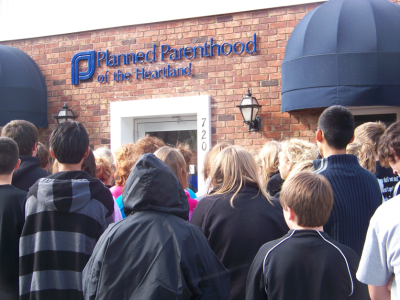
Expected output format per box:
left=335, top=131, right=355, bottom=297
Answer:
left=237, top=89, right=262, bottom=132
left=54, top=102, right=77, bottom=124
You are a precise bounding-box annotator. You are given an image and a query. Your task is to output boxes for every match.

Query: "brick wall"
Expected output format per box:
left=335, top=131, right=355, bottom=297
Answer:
left=2, top=1, right=398, bottom=150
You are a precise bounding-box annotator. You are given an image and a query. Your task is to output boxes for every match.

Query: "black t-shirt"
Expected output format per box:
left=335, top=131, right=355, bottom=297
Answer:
left=246, top=230, right=369, bottom=300
left=375, top=161, right=398, bottom=201
left=0, top=185, right=27, bottom=300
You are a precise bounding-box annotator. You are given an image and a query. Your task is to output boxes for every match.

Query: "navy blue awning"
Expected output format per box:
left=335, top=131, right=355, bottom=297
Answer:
left=0, top=45, right=48, bottom=127
left=281, top=0, right=400, bottom=112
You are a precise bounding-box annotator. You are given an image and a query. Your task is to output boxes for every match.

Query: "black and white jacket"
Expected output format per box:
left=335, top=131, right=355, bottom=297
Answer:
left=19, top=171, right=114, bottom=300
left=246, top=230, right=369, bottom=300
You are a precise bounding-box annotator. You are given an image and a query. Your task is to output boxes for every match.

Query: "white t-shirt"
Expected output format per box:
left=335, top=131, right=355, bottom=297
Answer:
left=357, top=196, right=400, bottom=300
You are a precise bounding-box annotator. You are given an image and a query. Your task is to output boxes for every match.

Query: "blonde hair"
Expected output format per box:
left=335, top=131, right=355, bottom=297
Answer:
left=154, top=146, right=187, bottom=189
left=250, top=150, right=262, bottom=168
left=259, top=141, right=280, bottom=189
left=286, top=160, right=315, bottom=181
left=114, top=144, right=136, bottom=188
left=280, top=139, right=319, bottom=170
left=203, top=142, right=231, bottom=181
left=95, top=154, right=113, bottom=183
left=354, top=122, right=386, bottom=153
left=94, top=147, right=114, bottom=165
left=209, top=145, right=271, bottom=206
left=346, top=141, right=376, bottom=173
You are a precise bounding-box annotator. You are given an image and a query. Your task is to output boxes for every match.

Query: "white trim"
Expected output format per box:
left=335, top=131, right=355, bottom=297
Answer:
left=262, top=230, right=296, bottom=294
left=314, top=158, right=328, bottom=174
left=0, top=0, right=325, bottom=42
left=316, top=231, right=354, bottom=297
left=110, top=96, right=211, bottom=194
left=347, top=106, right=400, bottom=120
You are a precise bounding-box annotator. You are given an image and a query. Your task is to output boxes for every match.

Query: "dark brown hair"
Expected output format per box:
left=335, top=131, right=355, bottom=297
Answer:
left=1, top=120, right=38, bottom=156
left=280, top=171, right=333, bottom=227
left=82, top=149, right=96, bottom=177
left=0, top=137, right=19, bottom=175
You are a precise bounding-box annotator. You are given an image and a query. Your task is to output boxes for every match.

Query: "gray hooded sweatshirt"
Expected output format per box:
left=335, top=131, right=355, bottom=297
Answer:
left=19, top=171, right=114, bottom=300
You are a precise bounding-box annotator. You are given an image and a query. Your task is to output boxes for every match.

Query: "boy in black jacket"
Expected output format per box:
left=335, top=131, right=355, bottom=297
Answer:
left=246, top=172, right=369, bottom=300
left=0, top=137, right=27, bottom=300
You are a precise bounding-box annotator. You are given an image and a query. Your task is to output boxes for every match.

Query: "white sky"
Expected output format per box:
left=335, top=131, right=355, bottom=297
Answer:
left=0, top=0, right=323, bottom=41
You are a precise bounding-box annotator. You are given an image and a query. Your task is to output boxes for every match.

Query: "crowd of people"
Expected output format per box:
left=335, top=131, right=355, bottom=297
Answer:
left=0, top=105, right=399, bottom=300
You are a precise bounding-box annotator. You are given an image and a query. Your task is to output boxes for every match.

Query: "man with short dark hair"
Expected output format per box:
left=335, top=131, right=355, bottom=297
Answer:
left=0, top=137, right=27, bottom=300
left=1, top=120, right=50, bottom=191
left=313, top=105, right=381, bottom=256
left=246, top=172, right=369, bottom=300
left=19, top=121, right=114, bottom=300
left=357, top=121, right=400, bottom=300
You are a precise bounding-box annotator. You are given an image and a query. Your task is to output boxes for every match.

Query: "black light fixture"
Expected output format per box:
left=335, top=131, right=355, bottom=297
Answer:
left=54, top=102, right=77, bottom=124
left=237, top=89, right=262, bottom=132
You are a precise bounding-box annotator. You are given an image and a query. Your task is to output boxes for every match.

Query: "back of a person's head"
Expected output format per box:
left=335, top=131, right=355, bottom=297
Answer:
left=249, top=150, right=262, bottom=169
left=0, top=137, right=19, bottom=175
left=176, top=143, right=193, bottom=173
left=134, top=135, right=165, bottom=158
left=378, top=121, right=400, bottom=168
left=209, top=145, right=270, bottom=206
left=346, top=141, right=376, bottom=173
left=114, top=143, right=136, bottom=187
left=259, top=140, right=280, bottom=187
left=82, top=149, right=96, bottom=177
left=95, top=153, right=113, bottom=183
left=354, top=122, right=386, bottom=154
left=94, top=147, right=114, bottom=165
left=36, top=142, right=50, bottom=169
left=280, top=139, right=319, bottom=167
left=154, top=146, right=187, bottom=189
left=203, top=142, right=231, bottom=181
left=49, top=121, right=89, bottom=164
left=285, top=160, right=315, bottom=182
left=318, top=105, right=355, bottom=150
left=280, top=172, right=333, bottom=228
left=1, top=120, right=38, bottom=156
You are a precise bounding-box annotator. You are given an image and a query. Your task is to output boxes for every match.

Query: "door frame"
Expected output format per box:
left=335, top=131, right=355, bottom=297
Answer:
left=135, top=116, right=197, bottom=141
left=110, top=96, right=211, bottom=194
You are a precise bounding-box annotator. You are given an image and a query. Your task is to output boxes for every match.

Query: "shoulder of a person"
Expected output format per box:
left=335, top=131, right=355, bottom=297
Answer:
left=257, top=236, right=289, bottom=259
left=372, top=197, right=400, bottom=220
left=327, top=237, right=360, bottom=262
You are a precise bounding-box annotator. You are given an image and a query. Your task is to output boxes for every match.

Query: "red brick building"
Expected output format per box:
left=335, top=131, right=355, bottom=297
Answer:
left=1, top=0, right=400, bottom=192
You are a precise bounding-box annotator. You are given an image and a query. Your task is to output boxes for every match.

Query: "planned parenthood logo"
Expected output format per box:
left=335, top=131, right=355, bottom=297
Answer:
left=71, top=51, right=96, bottom=85
left=71, top=34, right=257, bottom=85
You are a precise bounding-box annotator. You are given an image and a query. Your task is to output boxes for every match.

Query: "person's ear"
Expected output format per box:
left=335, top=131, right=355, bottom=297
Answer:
left=316, top=129, right=323, bottom=143
left=287, top=206, right=296, bottom=221
left=33, top=142, right=37, bottom=152
left=14, top=159, right=21, bottom=170
left=83, top=147, right=90, bottom=159
left=49, top=148, right=56, bottom=159
left=349, top=135, right=355, bottom=144
left=288, top=163, right=293, bottom=172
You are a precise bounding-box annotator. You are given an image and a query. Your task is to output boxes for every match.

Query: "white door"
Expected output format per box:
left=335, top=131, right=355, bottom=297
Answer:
left=135, top=116, right=199, bottom=192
